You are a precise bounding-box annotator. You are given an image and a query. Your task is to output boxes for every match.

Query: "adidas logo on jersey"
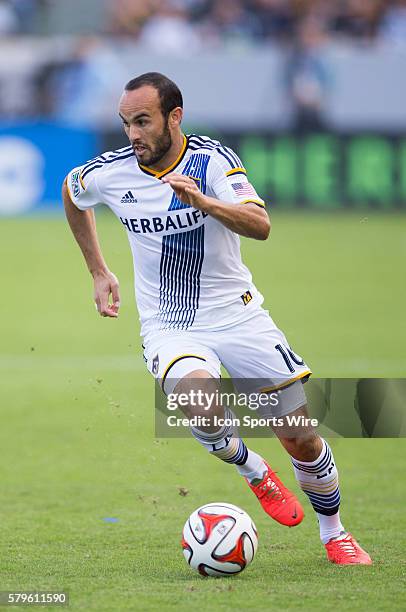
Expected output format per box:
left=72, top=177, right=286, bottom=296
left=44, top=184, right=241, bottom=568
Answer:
left=120, top=190, right=137, bottom=204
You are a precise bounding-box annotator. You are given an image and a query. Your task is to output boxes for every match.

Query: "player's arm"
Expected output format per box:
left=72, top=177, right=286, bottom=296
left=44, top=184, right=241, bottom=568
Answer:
left=62, top=179, right=120, bottom=318
left=162, top=173, right=270, bottom=240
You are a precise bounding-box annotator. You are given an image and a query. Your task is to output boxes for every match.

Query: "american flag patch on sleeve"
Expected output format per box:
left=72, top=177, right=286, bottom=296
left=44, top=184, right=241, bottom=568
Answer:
left=231, top=182, right=258, bottom=198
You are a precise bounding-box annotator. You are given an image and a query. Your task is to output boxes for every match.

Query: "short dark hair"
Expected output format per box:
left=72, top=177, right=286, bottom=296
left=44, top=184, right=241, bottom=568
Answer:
left=124, top=72, right=183, bottom=118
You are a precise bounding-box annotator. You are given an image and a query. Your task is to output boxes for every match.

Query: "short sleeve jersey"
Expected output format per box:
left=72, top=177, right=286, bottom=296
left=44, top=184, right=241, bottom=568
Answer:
left=66, top=134, right=266, bottom=339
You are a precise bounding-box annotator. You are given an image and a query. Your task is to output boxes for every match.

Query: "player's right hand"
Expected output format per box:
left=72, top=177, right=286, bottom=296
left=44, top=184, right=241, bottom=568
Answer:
left=93, top=270, right=121, bottom=318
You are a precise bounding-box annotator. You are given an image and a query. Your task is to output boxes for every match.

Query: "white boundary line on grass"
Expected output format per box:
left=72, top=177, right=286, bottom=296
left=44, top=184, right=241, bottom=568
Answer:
left=1, top=355, right=405, bottom=376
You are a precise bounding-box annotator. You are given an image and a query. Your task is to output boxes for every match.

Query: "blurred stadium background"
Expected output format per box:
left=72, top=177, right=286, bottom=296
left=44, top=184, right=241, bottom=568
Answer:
left=1, top=2, right=406, bottom=610
left=1, top=0, right=406, bottom=213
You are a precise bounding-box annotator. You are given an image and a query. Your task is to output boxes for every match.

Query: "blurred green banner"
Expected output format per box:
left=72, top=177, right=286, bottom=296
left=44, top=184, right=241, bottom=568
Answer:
left=238, top=134, right=406, bottom=209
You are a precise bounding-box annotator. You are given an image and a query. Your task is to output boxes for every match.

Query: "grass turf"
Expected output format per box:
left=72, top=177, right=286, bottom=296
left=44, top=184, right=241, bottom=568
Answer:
left=1, top=211, right=405, bottom=611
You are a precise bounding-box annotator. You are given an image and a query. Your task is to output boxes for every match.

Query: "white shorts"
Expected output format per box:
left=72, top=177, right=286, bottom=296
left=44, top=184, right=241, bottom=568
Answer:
left=143, top=307, right=311, bottom=416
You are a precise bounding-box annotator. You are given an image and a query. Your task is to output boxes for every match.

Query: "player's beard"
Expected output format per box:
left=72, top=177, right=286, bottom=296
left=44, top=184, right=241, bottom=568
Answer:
left=132, top=122, right=172, bottom=167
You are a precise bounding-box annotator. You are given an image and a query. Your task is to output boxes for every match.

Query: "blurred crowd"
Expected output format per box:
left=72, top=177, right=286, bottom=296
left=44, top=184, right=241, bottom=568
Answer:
left=0, top=0, right=39, bottom=34
left=0, top=0, right=406, bottom=48
left=107, top=0, right=406, bottom=49
left=0, top=0, right=405, bottom=128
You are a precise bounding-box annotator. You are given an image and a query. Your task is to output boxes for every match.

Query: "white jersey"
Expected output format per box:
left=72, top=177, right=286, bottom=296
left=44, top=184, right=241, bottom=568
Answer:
left=67, top=134, right=266, bottom=340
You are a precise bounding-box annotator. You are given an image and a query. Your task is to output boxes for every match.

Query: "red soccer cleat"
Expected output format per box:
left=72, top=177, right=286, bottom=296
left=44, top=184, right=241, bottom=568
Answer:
left=325, top=533, right=372, bottom=565
left=246, top=462, right=304, bottom=527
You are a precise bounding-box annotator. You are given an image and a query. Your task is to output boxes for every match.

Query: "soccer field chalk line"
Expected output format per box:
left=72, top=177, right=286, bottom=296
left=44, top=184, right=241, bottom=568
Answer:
left=2, top=355, right=405, bottom=376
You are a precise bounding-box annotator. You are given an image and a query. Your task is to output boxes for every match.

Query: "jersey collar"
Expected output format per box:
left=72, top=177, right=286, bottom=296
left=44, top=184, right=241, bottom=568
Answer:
left=138, top=134, right=188, bottom=179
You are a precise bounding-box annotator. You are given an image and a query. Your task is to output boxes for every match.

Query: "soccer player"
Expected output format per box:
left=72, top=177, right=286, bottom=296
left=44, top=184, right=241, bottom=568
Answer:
left=63, top=72, right=371, bottom=565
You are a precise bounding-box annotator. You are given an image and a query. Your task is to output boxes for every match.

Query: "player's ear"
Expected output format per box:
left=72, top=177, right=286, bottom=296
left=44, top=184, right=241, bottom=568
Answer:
left=169, top=107, right=183, bottom=128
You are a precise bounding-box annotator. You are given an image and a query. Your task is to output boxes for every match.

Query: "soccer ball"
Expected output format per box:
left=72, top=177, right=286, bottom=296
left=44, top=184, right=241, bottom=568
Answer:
left=182, top=502, right=258, bottom=577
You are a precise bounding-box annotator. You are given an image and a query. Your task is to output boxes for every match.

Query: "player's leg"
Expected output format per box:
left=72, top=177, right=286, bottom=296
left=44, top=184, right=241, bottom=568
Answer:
left=144, top=332, right=302, bottom=526
left=271, top=396, right=344, bottom=542
left=173, top=369, right=267, bottom=484
left=213, top=307, right=372, bottom=562
left=173, top=369, right=303, bottom=526
left=274, top=399, right=372, bottom=564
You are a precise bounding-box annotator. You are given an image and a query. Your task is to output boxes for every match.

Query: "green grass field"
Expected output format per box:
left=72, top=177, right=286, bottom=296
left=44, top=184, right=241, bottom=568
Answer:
left=1, top=211, right=405, bottom=611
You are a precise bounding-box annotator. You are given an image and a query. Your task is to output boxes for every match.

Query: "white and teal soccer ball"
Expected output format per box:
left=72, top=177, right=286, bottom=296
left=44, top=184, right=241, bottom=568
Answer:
left=182, top=502, right=258, bottom=577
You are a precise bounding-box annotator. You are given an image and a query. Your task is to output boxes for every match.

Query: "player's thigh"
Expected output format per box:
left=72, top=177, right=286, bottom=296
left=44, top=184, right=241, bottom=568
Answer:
left=217, top=308, right=311, bottom=407
left=143, top=332, right=221, bottom=395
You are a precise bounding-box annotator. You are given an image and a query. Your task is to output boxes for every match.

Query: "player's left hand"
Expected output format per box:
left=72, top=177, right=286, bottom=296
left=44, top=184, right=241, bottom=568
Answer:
left=162, top=173, right=207, bottom=210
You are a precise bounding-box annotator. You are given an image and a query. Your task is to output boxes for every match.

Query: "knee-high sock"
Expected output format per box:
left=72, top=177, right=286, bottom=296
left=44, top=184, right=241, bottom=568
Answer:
left=291, top=438, right=345, bottom=543
left=191, top=409, right=266, bottom=482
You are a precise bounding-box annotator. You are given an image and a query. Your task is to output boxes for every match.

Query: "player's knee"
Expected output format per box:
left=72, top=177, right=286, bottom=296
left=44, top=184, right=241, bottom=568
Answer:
left=280, top=432, right=321, bottom=462
left=174, top=369, right=216, bottom=394
left=174, top=371, right=221, bottom=421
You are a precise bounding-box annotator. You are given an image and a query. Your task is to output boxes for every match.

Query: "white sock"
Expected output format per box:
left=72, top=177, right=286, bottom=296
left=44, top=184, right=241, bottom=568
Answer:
left=234, top=450, right=267, bottom=482
left=317, top=513, right=345, bottom=544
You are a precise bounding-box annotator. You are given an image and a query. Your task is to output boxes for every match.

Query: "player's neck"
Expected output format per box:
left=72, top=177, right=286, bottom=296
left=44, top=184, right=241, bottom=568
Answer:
left=148, top=131, right=185, bottom=173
